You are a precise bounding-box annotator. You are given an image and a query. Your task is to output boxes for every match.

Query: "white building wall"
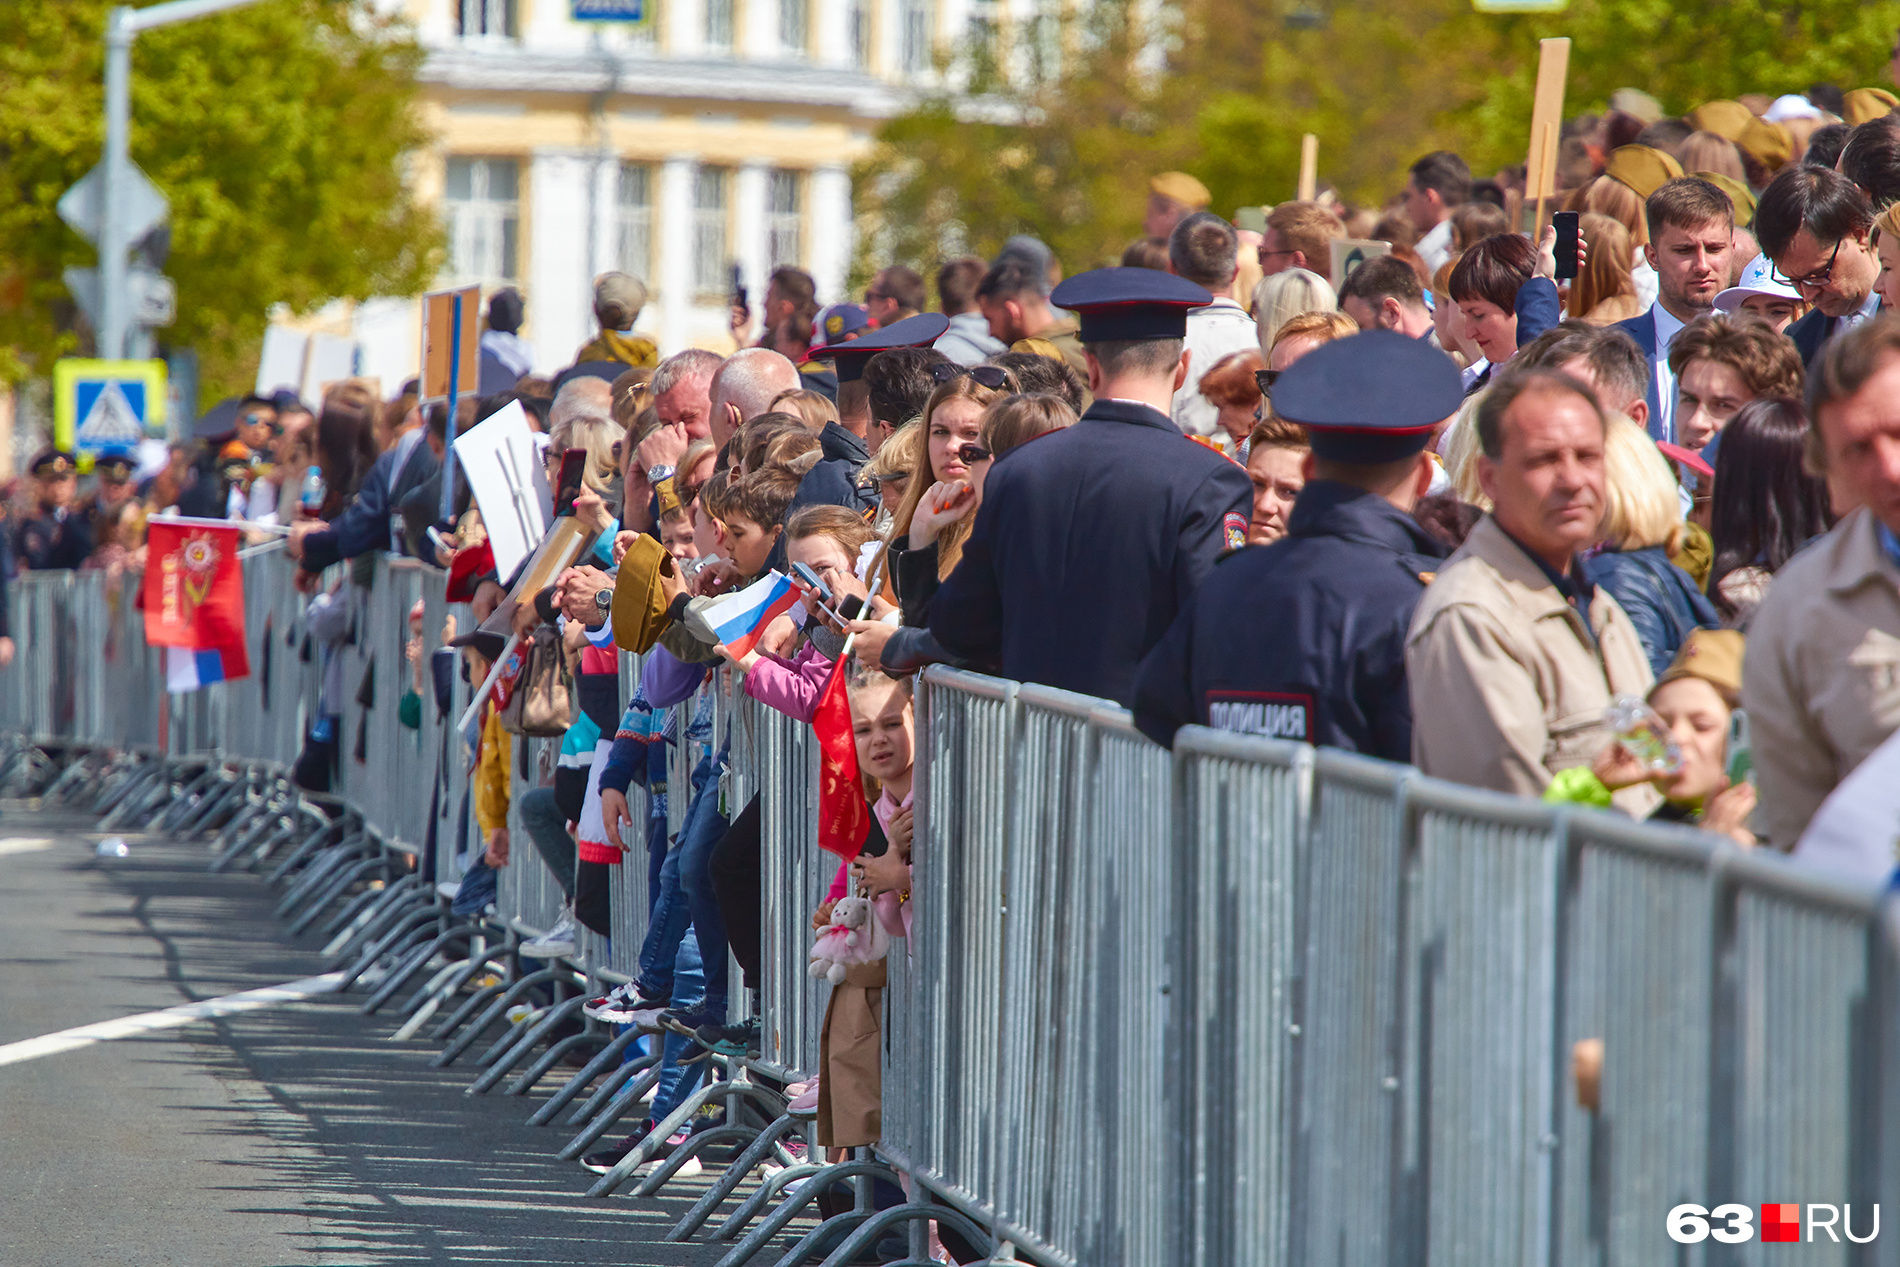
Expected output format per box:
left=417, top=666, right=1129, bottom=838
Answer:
left=529, top=150, right=597, bottom=372
left=809, top=164, right=853, bottom=305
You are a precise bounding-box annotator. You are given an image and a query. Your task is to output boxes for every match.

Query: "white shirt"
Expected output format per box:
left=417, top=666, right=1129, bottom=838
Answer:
left=1417, top=219, right=1454, bottom=276
left=1172, top=298, right=1259, bottom=437
left=1649, top=302, right=1688, bottom=444
left=1631, top=259, right=1659, bottom=312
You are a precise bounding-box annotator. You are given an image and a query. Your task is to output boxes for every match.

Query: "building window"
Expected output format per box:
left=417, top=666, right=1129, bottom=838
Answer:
left=456, top=0, right=517, bottom=38
left=616, top=163, right=653, bottom=283
left=847, top=0, right=868, bottom=66
left=692, top=167, right=730, bottom=297
left=766, top=170, right=803, bottom=269
left=779, top=0, right=808, bottom=55
left=705, top=0, right=733, bottom=52
left=901, top=0, right=932, bottom=74
left=443, top=156, right=519, bottom=288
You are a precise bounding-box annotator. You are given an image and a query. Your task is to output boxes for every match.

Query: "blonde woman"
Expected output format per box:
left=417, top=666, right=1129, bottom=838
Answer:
left=1569, top=213, right=1644, bottom=325
left=1585, top=417, right=1719, bottom=675
left=1249, top=268, right=1336, bottom=357
left=1875, top=201, right=1900, bottom=313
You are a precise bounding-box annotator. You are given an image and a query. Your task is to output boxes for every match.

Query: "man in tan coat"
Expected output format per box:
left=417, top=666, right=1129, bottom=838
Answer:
left=1407, top=369, right=1658, bottom=815
left=1744, top=319, right=1900, bottom=849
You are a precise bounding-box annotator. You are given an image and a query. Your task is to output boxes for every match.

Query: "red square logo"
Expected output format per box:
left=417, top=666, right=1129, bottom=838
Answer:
left=1761, top=1203, right=1801, bottom=1242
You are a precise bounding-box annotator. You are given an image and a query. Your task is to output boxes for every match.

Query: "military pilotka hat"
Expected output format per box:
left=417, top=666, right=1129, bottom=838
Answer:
left=29, top=448, right=77, bottom=478
left=1270, top=330, right=1463, bottom=465
left=94, top=455, right=135, bottom=482
left=1049, top=267, right=1211, bottom=343
left=812, top=312, right=950, bottom=383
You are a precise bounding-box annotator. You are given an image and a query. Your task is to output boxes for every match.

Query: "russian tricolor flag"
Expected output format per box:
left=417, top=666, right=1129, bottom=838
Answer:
left=165, top=645, right=248, bottom=693
left=700, top=571, right=801, bottom=659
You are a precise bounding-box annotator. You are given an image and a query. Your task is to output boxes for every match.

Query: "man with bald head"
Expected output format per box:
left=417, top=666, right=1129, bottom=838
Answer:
left=709, top=348, right=801, bottom=447
left=548, top=377, right=614, bottom=432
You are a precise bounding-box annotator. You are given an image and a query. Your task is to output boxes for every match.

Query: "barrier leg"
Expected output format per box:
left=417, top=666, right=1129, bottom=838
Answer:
left=712, top=1160, right=827, bottom=1241
left=360, top=926, right=473, bottom=1015
left=587, top=1069, right=784, bottom=1197
left=528, top=1024, right=644, bottom=1124
left=266, top=817, right=350, bottom=887
left=810, top=1203, right=996, bottom=1267
left=504, top=1030, right=612, bottom=1098
left=336, top=905, right=438, bottom=992
left=432, top=966, right=561, bottom=1067
left=557, top=1055, right=665, bottom=1158
left=668, top=1112, right=804, bottom=1240
left=391, top=945, right=508, bottom=1042
left=635, top=1124, right=752, bottom=1197
left=429, top=961, right=518, bottom=1044
left=319, top=876, right=415, bottom=953
left=284, top=852, right=383, bottom=934
left=711, top=1159, right=905, bottom=1267
left=467, top=991, right=588, bottom=1093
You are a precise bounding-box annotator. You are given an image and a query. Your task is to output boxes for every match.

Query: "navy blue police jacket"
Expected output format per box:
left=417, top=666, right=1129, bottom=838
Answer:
left=1132, top=480, right=1449, bottom=759
left=928, top=398, right=1252, bottom=707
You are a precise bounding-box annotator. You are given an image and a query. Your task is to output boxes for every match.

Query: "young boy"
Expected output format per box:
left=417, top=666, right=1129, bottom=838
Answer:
left=658, top=466, right=800, bottom=665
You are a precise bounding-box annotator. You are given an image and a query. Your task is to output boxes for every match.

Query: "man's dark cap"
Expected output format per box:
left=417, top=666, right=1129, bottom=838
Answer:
left=1048, top=267, right=1210, bottom=343
left=238, top=393, right=275, bottom=411
left=1271, top=330, right=1463, bottom=464
left=94, top=455, right=135, bottom=482
left=812, top=312, right=951, bottom=383
left=270, top=388, right=307, bottom=414
left=29, top=448, right=78, bottom=478
left=194, top=397, right=242, bottom=441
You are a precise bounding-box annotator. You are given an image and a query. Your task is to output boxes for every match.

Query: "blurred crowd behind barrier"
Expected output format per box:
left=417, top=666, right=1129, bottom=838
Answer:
left=4, top=553, right=1898, bottom=1267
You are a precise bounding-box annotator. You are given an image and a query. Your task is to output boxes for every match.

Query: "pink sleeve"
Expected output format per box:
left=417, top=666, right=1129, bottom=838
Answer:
left=826, top=860, right=851, bottom=902
left=742, top=642, right=833, bottom=722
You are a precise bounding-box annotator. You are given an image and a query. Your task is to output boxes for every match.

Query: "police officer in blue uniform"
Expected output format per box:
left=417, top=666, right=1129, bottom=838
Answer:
left=14, top=449, right=93, bottom=571
left=929, top=267, right=1253, bottom=706
left=1132, top=330, right=1464, bottom=759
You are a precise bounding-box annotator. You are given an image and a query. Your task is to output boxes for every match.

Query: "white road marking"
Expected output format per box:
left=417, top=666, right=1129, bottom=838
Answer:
left=0, top=837, right=57, bottom=857
left=0, top=972, right=346, bottom=1068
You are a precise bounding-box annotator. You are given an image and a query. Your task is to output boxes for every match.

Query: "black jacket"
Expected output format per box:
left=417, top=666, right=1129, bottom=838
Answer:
left=1132, top=481, right=1449, bottom=759
left=929, top=398, right=1252, bottom=706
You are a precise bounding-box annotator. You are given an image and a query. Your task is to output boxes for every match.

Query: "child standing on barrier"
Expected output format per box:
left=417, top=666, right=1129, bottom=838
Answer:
left=806, top=668, right=915, bottom=1153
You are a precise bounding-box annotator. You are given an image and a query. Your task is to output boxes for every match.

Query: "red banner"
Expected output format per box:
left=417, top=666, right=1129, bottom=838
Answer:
left=142, top=521, right=248, bottom=668
left=813, top=657, right=870, bottom=861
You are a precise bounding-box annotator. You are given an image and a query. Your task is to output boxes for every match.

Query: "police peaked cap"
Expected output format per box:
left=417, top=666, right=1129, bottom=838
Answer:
left=1271, top=330, right=1464, bottom=465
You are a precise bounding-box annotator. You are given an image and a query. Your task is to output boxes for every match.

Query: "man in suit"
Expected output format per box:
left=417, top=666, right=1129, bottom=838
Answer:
left=1755, top=165, right=1883, bottom=368
left=1614, top=178, right=1734, bottom=445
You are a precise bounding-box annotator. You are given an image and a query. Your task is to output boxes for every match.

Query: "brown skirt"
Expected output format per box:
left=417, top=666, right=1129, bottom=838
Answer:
left=816, top=960, right=886, bottom=1147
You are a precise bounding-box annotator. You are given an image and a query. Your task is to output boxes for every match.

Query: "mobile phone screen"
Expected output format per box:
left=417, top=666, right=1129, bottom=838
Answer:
left=554, top=448, right=587, bottom=518
left=1553, top=212, right=1580, bottom=281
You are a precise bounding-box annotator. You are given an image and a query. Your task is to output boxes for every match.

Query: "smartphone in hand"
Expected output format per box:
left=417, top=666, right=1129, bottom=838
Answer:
left=1552, top=211, right=1581, bottom=281
left=553, top=448, right=587, bottom=518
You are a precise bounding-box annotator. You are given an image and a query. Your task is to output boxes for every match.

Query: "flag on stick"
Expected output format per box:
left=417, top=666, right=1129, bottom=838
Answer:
left=143, top=520, right=249, bottom=691
left=812, top=656, right=870, bottom=861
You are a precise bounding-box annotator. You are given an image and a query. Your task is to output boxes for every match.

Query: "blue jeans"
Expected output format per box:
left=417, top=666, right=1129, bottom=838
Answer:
left=635, top=746, right=730, bottom=1018
left=644, top=925, right=708, bottom=1125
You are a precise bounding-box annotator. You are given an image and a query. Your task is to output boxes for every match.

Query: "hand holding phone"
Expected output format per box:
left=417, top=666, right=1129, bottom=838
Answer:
left=553, top=448, right=588, bottom=518
left=1552, top=211, right=1581, bottom=282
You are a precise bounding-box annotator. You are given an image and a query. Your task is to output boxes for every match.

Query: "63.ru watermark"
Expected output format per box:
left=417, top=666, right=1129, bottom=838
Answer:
left=1668, top=1204, right=1879, bottom=1244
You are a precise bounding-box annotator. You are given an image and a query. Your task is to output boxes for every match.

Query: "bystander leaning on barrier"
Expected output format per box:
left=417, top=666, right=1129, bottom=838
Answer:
left=1743, top=317, right=1900, bottom=848
left=1406, top=367, right=1660, bottom=817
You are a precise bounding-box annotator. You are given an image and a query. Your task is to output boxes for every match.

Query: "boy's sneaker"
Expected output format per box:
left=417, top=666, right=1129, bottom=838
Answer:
left=580, top=1121, right=655, bottom=1174
left=694, top=1017, right=761, bottom=1058
left=660, top=1006, right=720, bottom=1040
left=582, top=983, right=668, bottom=1025
left=519, top=911, right=578, bottom=959
left=581, top=1125, right=700, bottom=1177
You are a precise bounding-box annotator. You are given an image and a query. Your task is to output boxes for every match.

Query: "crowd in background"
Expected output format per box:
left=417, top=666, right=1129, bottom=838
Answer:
left=8, top=68, right=1900, bottom=1264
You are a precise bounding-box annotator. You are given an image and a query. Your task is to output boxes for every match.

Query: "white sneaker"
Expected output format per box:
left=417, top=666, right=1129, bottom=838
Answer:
left=436, top=880, right=461, bottom=901
left=519, top=911, right=578, bottom=959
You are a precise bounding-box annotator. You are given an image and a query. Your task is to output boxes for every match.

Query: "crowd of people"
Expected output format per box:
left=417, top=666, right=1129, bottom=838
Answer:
left=10, top=71, right=1900, bottom=1262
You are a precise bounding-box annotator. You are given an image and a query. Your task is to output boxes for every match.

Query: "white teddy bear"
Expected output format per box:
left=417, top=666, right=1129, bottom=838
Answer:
left=808, top=894, right=892, bottom=984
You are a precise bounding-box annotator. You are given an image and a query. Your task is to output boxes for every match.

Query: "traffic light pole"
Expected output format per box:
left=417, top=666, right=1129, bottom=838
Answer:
left=98, top=0, right=269, bottom=360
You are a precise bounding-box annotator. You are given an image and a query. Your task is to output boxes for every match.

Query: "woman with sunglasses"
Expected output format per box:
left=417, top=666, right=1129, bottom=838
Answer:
left=871, top=365, right=1018, bottom=626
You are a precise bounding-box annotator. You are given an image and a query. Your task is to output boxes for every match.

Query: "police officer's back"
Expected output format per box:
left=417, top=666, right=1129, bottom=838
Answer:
left=929, top=268, right=1252, bottom=706
left=1133, top=331, right=1464, bottom=759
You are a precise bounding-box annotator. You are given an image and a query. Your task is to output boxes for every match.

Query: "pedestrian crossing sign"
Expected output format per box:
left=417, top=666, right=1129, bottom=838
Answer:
left=53, top=358, right=166, bottom=463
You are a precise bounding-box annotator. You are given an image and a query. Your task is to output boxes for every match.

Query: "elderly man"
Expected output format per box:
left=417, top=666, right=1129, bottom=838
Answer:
left=1406, top=368, right=1657, bottom=814
left=622, top=348, right=724, bottom=535
left=1744, top=319, right=1900, bottom=847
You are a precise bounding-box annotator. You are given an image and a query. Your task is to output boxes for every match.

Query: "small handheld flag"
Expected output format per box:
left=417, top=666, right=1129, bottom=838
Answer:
left=813, top=655, right=870, bottom=861
left=143, top=520, right=250, bottom=692
left=695, top=571, right=801, bottom=660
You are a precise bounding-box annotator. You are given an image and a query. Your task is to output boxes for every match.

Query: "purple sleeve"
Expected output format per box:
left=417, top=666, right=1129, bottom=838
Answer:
left=742, top=642, right=833, bottom=722
left=640, top=643, right=708, bottom=708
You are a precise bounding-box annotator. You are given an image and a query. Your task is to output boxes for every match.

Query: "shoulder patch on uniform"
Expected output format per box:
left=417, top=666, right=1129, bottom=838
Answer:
left=1222, top=512, right=1248, bottom=552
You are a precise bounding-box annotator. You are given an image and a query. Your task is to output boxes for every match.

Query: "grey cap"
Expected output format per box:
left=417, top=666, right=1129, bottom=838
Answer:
left=593, top=272, right=648, bottom=328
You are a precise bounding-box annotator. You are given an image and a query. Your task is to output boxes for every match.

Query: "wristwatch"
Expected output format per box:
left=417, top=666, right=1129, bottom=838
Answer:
left=646, top=464, right=677, bottom=484
left=593, top=588, right=612, bottom=619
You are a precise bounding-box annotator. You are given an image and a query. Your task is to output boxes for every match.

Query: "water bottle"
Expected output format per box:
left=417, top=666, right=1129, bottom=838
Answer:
left=298, top=465, right=325, bottom=518
left=1606, top=694, right=1682, bottom=775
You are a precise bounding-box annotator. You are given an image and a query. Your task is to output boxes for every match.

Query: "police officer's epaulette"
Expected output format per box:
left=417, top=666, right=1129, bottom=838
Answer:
left=1396, top=553, right=1439, bottom=585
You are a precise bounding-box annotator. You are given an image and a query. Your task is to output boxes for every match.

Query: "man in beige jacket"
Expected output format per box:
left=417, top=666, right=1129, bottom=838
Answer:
left=1744, top=319, right=1900, bottom=849
left=1407, top=369, right=1658, bottom=815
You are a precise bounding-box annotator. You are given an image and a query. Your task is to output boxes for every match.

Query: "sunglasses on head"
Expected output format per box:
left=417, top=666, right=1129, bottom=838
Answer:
left=955, top=442, right=992, bottom=465
left=929, top=363, right=1014, bottom=389
left=1253, top=369, right=1282, bottom=396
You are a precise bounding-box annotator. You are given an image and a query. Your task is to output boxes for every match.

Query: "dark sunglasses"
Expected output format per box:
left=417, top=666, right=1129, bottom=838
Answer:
left=955, top=442, right=992, bottom=465
left=243, top=411, right=271, bottom=427
left=929, top=363, right=1014, bottom=389
left=1253, top=369, right=1282, bottom=396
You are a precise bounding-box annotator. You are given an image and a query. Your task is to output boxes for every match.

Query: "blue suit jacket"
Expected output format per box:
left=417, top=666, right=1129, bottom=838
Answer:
left=1612, top=308, right=1667, bottom=443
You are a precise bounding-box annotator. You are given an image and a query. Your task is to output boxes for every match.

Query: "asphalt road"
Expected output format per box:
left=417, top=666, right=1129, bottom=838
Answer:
left=0, top=802, right=745, bottom=1267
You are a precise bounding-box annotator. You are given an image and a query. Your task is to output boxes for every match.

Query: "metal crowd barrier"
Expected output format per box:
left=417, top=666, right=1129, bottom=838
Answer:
left=10, top=557, right=1900, bottom=1267
left=892, top=665, right=1900, bottom=1267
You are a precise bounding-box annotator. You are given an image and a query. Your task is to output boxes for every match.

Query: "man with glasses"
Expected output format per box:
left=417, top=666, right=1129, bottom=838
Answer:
left=1259, top=200, right=1345, bottom=279
left=1613, top=177, right=1734, bottom=443
left=1755, top=165, right=1882, bottom=368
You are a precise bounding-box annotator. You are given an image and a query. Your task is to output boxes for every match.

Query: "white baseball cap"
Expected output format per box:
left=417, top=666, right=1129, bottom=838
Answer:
left=1713, top=253, right=1802, bottom=312
left=1764, top=94, right=1824, bottom=123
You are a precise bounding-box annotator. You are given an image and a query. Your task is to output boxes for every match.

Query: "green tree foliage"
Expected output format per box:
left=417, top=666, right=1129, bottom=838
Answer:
left=859, top=0, right=1900, bottom=279
left=0, top=0, right=442, bottom=397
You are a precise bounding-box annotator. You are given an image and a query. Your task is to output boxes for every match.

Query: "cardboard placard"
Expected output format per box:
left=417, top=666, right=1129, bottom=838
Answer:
left=421, top=284, right=481, bottom=404
left=1525, top=37, right=1571, bottom=227
left=1330, top=238, right=1392, bottom=291
left=451, top=399, right=550, bottom=581
left=1297, top=134, right=1319, bottom=203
